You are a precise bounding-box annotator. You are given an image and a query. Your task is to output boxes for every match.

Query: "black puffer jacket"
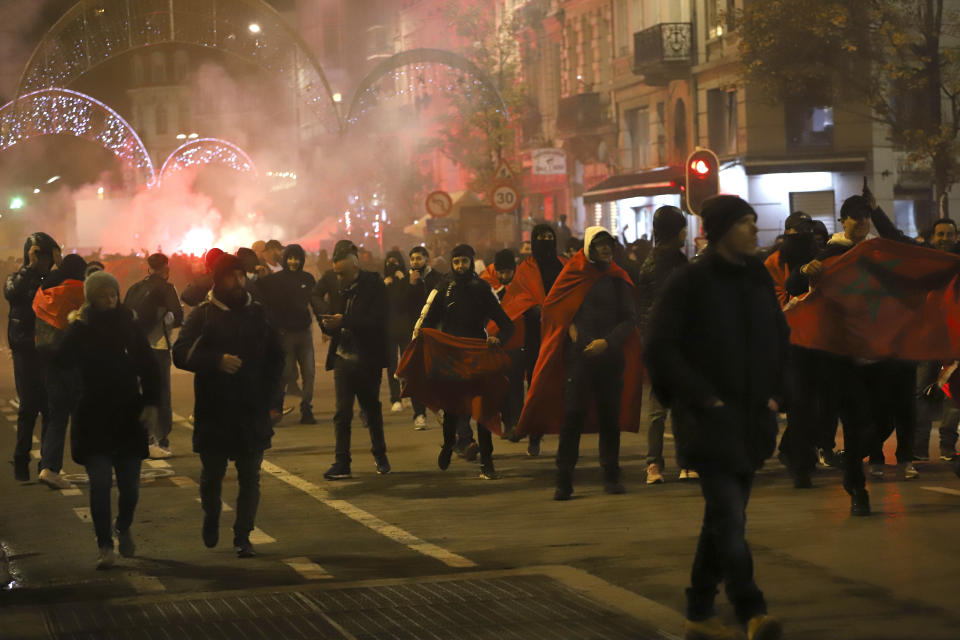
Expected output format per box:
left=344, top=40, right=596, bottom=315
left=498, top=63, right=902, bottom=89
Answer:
left=172, top=291, right=284, bottom=456
left=258, top=244, right=316, bottom=332
left=645, top=251, right=790, bottom=473
left=57, top=305, right=160, bottom=464
left=636, top=247, right=688, bottom=337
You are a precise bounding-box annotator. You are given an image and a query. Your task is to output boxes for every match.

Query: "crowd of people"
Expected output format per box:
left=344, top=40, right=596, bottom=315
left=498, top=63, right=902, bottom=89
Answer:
left=7, top=188, right=960, bottom=640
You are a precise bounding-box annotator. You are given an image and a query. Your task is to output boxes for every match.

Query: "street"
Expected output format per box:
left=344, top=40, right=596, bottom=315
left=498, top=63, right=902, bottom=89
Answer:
left=1, top=338, right=960, bottom=639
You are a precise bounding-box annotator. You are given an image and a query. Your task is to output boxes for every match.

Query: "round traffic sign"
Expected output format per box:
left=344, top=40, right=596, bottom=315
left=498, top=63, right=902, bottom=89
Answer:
left=490, top=182, right=520, bottom=213
left=425, top=190, right=453, bottom=218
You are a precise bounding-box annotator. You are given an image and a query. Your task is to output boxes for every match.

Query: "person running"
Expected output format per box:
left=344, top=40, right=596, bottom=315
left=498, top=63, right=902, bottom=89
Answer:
left=173, top=254, right=284, bottom=558
left=645, top=195, right=785, bottom=640
left=58, top=270, right=161, bottom=569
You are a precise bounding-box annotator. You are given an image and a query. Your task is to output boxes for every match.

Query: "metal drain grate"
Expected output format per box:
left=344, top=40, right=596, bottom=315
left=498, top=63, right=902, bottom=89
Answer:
left=45, top=575, right=661, bottom=639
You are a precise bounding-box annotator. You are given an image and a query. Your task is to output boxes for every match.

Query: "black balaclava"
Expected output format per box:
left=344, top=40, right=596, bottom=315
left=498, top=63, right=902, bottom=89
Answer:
left=779, top=232, right=817, bottom=271
left=384, top=250, right=407, bottom=278
left=531, top=223, right=563, bottom=293
left=450, top=244, right=476, bottom=284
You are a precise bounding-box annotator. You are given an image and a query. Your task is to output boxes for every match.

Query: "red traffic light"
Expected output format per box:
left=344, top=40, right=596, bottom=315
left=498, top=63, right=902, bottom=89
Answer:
left=685, top=148, right=720, bottom=215
left=691, top=159, right=711, bottom=176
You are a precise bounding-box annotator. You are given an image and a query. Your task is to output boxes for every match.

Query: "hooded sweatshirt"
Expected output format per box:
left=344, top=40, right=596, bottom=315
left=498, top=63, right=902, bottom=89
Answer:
left=383, top=250, right=414, bottom=339
left=258, top=244, right=317, bottom=332
left=5, top=232, right=58, bottom=350
left=531, top=223, right=565, bottom=294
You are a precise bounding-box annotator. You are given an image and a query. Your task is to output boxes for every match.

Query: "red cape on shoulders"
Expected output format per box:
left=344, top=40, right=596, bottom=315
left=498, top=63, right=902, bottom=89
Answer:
left=516, top=250, right=643, bottom=436
left=486, top=256, right=566, bottom=350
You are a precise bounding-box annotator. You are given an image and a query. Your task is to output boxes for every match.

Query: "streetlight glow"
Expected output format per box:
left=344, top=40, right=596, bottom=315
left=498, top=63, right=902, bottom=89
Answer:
left=333, top=92, right=343, bottom=103
left=10, top=197, right=24, bottom=210
left=248, top=23, right=261, bottom=34
left=46, top=175, right=60, bottom=184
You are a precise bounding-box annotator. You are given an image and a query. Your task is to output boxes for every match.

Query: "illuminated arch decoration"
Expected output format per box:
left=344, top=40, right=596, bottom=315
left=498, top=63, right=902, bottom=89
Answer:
left=16, top=0, right=342, bottom=136
left=0, top=87, right=155, bottom=185
left=346, top=48, right=509, bottom=126
left=158, top=138, right=257, bottom=183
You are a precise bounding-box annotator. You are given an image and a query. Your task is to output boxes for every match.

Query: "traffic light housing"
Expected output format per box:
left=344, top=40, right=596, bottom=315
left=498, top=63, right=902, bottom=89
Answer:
left=685, top=148, right=719, bottom=215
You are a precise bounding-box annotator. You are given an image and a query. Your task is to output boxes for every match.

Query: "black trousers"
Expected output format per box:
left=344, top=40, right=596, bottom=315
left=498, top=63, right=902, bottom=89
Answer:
left=780, top=347, right=819, bottom=476
left=443, top=412, right=493, bottom=461
left=828, top=359, right=888, bottom=491
left=386, top=334, right=408, bottom=404
left=687, top=471, right=767, bottom=624
left=333, top=357, right=387, bottom=465
left=502, top=349, right=526, bottom=430
left=556, top=357, right=622, bottom=474
left=12, top=347, right=48, bottom=467
left=867, top=361, right=916, bottom=464
left=200, top=450, right=264, bottom=544
left=914, top=361, right=960, bottom=456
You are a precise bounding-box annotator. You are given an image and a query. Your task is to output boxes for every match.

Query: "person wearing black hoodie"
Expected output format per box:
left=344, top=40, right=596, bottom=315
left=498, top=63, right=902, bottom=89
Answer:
left=5, top=232, right=60, bottom=481
left=57, top=270, right=161, bottom=569
left=406, top=246, right=442, bottom=429
left=320, top=240, right=391, bottom=480
left=419, top=244, right=514, bottom=480
left=259, top=244, right=317, bottom=424
left=383, top=250, right=413, bottom=414
left=32, top=253, right=87, bottom=490
left=644, top=195, right=786, bottom=640
left=173, top=254, right=284, bottom=558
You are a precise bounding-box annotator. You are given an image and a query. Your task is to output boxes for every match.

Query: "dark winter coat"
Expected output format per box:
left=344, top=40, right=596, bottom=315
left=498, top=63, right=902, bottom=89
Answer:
left=321, top=270, right=390, bottom=371
left=4, top=265, right=46, bottom=350
left=181, top=273, right=214, bottom=307
left=383, top=251, right=414, bottom=341
left=421, top=274, right=514, bottom=343
left=123, top=273, right=184, bottom=348
left=258, top=244, right=316, bottom=333
left=644, top=251, right=790, bottom=473
left=310, top=269, right=341, bottom=318
left=57, top=305, right=161, bottom=464
left=407, top=267, right=443, bottom=321
left=172, top=291, right=284, bottom=456
left=636, top=246, right=688, bottom=337
left=568, top=271, right=636, bottom=366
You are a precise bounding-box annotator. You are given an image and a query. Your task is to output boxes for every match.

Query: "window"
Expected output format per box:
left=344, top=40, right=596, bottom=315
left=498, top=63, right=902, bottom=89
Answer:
left=707, top=88, right=738, bottom=154
left=726, top=89, right=738, bottom=153
left=156, top=105, right=168, bottom=135
left=656, top=101, right=666, bottom=165
left=614, top=0, right=630, bottom=57
left=674, top=98, right=687, bottom=157
left=151, top=52, right=166, bottom=84
left=625, top=106, right=650, bottom=169
left=132, top=55, right=144, bottom=85
left=786, top=103, right=834, bottom=148
left=174, top=51, right=188, bottom=83
left=790, top=190, right=836, bottom=234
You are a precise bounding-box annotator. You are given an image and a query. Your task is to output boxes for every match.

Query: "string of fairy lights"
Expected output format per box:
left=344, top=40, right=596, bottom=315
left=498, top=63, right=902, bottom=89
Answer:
left=158, top=138, right=257, bottom=183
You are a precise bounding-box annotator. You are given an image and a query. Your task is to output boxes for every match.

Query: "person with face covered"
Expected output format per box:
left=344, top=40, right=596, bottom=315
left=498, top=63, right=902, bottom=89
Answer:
left=57, top=270, right=160, bottom=569
left=383, top=250, right=413, bottom=414
left=415, top=244, right=514, bottom=479
left=5, top=232, right=60, bottom=481
left=787, top=189, right=920, bottom=513
left=173, top=254, right=284, bottom=558
left=406, top=246, right=443, bottom=429
left=517, top=228, right=642, bottom=499
left=259, top=244, right=317, bottom=424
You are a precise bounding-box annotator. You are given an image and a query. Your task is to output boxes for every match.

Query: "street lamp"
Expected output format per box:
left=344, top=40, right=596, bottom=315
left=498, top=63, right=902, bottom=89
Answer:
left=248, top=23, right=261, bottom=34
left=9, top=197, right=24, bottom=210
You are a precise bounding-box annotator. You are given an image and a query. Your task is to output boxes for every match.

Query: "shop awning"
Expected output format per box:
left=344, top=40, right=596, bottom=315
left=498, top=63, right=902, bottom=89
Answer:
left=583, top=166, right=684, bottom=205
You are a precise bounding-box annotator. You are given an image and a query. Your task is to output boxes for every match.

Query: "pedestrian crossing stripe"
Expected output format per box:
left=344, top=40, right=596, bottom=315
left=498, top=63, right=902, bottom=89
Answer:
left=144, top=459, right=171, bottom=469
left=283, top=557, right=332, bottom=580
left=60, top=488, right=82, bottom=497
left=194, top=498, right=234, bottom=512
left=169, top=476, right=197, bottom=488
left=922, top=486, right=960, bottom=497
left=249, top=528, right=275, bottom=545
left=30, top=450, right=39, bottom=460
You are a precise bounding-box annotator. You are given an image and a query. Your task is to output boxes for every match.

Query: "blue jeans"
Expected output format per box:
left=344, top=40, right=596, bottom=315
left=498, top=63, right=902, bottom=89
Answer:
left=41, top=365, right=78, bottom=473
left=200, top=450, right=263, bottom=544
left=84, top=455, right=142, bottom=549
left=687, top=471, right=766, bottom=624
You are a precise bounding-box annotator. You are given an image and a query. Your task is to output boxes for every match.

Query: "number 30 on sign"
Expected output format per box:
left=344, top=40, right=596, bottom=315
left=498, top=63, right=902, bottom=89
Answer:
left=491, top=183, right=519, bottom=213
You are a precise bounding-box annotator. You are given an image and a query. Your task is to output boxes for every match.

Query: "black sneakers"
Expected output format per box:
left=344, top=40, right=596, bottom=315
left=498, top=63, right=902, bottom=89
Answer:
left=603, top=467, right=626, bottom=495
left=527, top=436, right=541, bottom=457
left=202, top=513, right=219, bottom=548
left=13, top=459, right=28, bottom=482
left=234, top=538, right=255, bottom=558
left=438, top=446, right=453, bottom=471
left=479, top=460, right=499, bottom=480
left=115, top=527, right=136, bottom=558
left=849, top=488, right=871, bottom=516
left=554, top=470, right=574, bottom=501
left=375, top=456, right=391, bottom=475
left=324, top=462, right=352, bottom=480
left=299, top=409, right=317, bottom=425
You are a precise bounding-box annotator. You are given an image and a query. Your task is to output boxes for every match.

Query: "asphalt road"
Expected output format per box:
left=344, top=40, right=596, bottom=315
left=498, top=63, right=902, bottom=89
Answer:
left=2, top=336, right=960, bottom=639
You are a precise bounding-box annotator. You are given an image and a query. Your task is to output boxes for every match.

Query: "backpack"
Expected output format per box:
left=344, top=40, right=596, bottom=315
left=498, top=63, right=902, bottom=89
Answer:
left=124, top=277, right=163, bottom=337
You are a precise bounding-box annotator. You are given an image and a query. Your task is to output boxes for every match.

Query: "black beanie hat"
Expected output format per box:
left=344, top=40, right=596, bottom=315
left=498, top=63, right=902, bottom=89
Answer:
left=652, top=205, right=687, bottom=243
left=58, top=254, right=87, bottom=281
left=784, top=211, right=813, bottom=232
left=236, top=247, right=259, bottom=273
left=494, top=249, right=515, bottom=271
left=701, top=195, right=757, bottom=243
left=451, top=244, right=475, bottom=260
left=204, top=248, right=225, bottom=272
left=840, top=195, right=871, bottom=220
left=212, top=254, right=243, bottom=283
left=332, top=239, right=358, bottom=262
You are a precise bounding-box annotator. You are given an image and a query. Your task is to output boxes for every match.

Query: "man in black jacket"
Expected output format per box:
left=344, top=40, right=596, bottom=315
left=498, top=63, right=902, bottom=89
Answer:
left=419, top=244, right=514, bottom=480
left=383, top=250, right=413, bottom=415
left=180, top=248, right=224, bottom=307
left=406, top=245, right=442, bottom=429
left=320, top=240, right=391, bottom=480
left=5, top=232, right=59, bottom=481
left=123, top=253, right=184, bottom=458
left=636, top=206, right=688, bottom=485
left=172, top=254, right=284, bottom=558
left=259, top=244, right=317, bottom=424
left=645, top=195, right=785, bottom=640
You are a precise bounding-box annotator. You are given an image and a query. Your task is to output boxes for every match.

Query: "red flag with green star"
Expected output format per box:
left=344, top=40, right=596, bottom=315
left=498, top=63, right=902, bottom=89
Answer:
left=785, top=238, right=960, bottom=360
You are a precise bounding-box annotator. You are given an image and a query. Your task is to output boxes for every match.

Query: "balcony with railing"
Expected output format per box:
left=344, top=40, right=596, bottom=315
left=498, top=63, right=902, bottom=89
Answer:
left=557, top=93, right=603, bottom=134
left=632, top=23, right=693, bottom=85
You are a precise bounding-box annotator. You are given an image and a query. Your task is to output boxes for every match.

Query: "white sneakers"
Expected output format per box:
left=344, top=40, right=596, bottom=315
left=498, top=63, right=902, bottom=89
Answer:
left=148, top=444, right=173, bottom=459
left=390, top=401, right=403, bottom=413
left=646, top=463, right=664, bottom=485
left=38, top=468, right=72, bottom=490
left=414, top=415, right=428, bottom=430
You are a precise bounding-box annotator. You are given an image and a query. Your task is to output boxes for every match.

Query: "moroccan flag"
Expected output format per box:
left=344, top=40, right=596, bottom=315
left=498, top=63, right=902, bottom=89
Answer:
left=785, top=238, right=960, bottom=360
left=479, top=263, right=500, bottom=289
left=516, top=250, right=643, bottom=436
left=32, top=280, right=85, bottom=330
left=396, top=328, right=511, bottom=433
left=485, top=256, right=566, bottom=351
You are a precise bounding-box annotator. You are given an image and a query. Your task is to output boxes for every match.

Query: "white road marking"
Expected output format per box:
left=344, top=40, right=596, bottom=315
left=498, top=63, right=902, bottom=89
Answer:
left=31, top=436, right=38, bottom=444
left=4, top=415, right=16, bottom=423
left=169, top=476, right=197, bottom=488
left=144, top=459, right=171, bottom=469
left=922, top=486, right=960, bottom=497
left=283, top=556, right=332, bottom=580
left=193, top=498, right=234, bottom=512
left=60, top=488, right=83, bottom=497
left=73, top=507, right=91, bottom=522
left=261, top=460, right=476, bottom=569
left=30, top=450, right=39, bottom=460
left=174, top=411, right=474, bottom=567
left=123, top=572, right=166, bottom=593
left=8, top=399, right=19, bottom=409
left=249, top=528, right=275, bottom=545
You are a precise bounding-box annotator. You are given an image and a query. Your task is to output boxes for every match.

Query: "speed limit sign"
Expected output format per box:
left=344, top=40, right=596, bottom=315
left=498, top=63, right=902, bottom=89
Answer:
left=491, top=182, right=520, bottom=213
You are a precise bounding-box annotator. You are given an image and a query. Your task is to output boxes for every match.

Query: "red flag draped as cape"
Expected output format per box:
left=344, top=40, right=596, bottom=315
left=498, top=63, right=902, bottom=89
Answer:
left=785, top=238, right=960, bottom=360
left=32, top=280, right=85, bottom=330
left=485, top=256, right=567, bottom=351
left=396, top=328, right=511, bottom=434
left=479, top=263, right=500, bottom=289
left=516, top=251, right=643, bottom=436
